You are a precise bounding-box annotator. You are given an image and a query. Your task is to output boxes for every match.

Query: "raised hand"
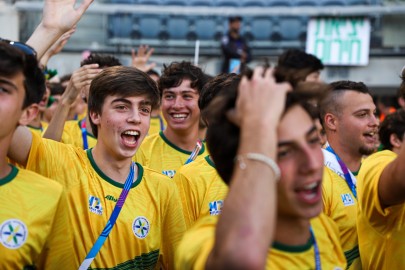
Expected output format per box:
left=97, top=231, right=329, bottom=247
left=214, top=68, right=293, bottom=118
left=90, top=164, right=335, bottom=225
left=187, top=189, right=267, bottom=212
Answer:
left=131, top=45, right=156, bottom=72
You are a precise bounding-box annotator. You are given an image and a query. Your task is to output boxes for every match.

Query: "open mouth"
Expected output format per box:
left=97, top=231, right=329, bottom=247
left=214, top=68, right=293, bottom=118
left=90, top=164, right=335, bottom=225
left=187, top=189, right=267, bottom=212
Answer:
left=171, top=113, right=188, bottom=121
left=363, top=131, right=377, bottom=142
left=295, top=181, right=321, bottom=204
left=121, top=130, right=140, bottom=147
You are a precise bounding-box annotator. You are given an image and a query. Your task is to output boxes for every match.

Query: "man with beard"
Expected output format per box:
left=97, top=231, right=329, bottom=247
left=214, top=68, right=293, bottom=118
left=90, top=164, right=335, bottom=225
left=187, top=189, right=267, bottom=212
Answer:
left=319, top=80, right=379, bottom=269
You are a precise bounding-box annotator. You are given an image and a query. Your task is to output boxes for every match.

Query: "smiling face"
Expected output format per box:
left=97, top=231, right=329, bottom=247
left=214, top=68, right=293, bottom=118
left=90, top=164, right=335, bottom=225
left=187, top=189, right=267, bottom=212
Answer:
left=276, top=105, right=324, bottom=220
left=90, top=94, right=152, bottom=159
left=161, top=79, right=201, bottom=135
left=334, top=90, right=378, bottom=156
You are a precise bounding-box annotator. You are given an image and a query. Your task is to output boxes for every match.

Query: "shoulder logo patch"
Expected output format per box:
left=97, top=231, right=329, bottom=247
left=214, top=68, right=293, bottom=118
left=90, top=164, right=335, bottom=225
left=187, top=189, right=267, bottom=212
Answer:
left=89, top=195, right=103, bottom=215
left=341, top=193, right=355, bottom=206
left=209, top=200, right=224, bottom=216
left=162, top=170, right=176, bottom=178
left=132, top=216, right=150, bottom=239
left=0, top=219, right=28, bottom=249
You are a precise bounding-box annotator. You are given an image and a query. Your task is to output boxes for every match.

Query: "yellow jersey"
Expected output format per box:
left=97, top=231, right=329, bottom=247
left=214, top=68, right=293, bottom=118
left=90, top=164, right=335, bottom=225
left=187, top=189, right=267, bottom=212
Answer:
left=26, top=131, right=187, bottom=269
left=173, top=156, right=228, bottom=229
left=175, top=213, right=346, bottom=269
left=61, top=119, right=97, bottom=149
left=149, top=114, right=166, bottom=136
left=0, top=165, right=74, bottom=269
left=322, top=167, right=360, bottom=269
left=357, top=150, right=405, bottom=270
left=134, top=131, right=206, bottom=178
left=27, top=121, right=48, bottom=136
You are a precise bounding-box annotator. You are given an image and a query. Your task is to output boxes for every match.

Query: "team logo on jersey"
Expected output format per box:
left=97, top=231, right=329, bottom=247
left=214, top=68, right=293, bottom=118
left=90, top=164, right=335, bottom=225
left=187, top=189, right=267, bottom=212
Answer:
left=132, top=216, right=150, bottom=239
left=89, top=195, right=103, bottom=215
left=105, top=195, right=118, bottom=202
left=341, top=193, right=355, bottom=206
left=209, top=200, right=224, bottom=216
left=0, top=219, right=28, bottom=249
left=162, top=170, right=176, bottom=178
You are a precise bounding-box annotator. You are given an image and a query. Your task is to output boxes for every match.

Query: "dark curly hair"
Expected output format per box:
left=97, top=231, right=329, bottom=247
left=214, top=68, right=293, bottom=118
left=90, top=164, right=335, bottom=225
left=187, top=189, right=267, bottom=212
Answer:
left=158, top=61, right=207, bottom=96
left=379, top=108, right=405, bottom=151
left=81, top=53, right=122, bottom=68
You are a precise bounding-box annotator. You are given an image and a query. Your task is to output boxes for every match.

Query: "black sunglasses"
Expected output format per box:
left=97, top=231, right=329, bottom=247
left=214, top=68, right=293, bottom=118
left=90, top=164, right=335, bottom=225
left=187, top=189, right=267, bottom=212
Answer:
left=0, top=38, right=37, bottom=57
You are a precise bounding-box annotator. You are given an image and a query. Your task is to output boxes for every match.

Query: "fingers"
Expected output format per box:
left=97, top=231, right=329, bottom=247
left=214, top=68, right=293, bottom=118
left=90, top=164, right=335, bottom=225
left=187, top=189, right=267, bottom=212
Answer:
left=76, top=0, right=94, bottom=18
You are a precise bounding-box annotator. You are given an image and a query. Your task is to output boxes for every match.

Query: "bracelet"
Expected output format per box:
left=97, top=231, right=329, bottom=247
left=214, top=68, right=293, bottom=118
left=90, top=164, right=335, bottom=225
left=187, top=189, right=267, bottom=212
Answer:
left=235, top=153, right=281, bottom=182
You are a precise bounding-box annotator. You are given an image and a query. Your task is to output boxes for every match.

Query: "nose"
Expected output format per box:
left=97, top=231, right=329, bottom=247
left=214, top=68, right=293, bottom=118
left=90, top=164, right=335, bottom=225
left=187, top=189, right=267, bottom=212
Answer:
left=369, top=113, right=379, bottom=127
left=300, top=146, right=323, bottom=175
left=172, top=96, right=184, bottom=109
left=127, top=109, right=141, bottom=124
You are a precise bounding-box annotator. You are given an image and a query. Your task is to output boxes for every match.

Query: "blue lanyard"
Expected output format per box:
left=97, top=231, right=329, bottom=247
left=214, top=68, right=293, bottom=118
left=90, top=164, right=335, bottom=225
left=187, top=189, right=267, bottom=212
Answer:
left=185, top=140, right=202, bottom=165
left=79, top=162, right=135, bottom=269
left=325, top=146, right=357, bottom=199
left=310, top=227, right=321, bottom=270
left=158, top=115, right=165, bottom=131
left=81, top=118, right=89, bottom=150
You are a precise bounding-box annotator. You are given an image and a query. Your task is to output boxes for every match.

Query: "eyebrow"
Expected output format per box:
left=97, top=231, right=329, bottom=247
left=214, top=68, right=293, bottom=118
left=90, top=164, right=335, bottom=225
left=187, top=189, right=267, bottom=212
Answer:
left=163, top=89, right=198, bottom=94
left=0, top=78, right=18, bottom=91
left=277, top=125, right=317, bottom=147
left=111, top=98, right=152, bottom=106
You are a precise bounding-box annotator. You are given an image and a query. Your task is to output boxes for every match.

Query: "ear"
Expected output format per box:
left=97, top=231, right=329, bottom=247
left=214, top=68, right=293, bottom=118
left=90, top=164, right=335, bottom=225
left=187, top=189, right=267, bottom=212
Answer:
left=324, top=113, right=338, bottom=132
left=89, top=110, right=101, bottom=126
left=18, top=104, right=39, bottom=126
left=390, top=133, right=402, bottom=149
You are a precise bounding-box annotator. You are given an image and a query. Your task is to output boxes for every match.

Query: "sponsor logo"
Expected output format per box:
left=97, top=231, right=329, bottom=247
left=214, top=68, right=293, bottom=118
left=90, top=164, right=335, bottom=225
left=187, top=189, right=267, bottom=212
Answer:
left=0, top=219, right=28, bottom=249
left=162, top=170, right=176, bottom=178
left=105, top=195, right=118, bottom=202
left=341, top=193, right=355, bottom=206
left=89, top=195, right=103, bottom=215
left=209, top=200, right=224, bottom=216
left=132, top=216, right=150, bottom=239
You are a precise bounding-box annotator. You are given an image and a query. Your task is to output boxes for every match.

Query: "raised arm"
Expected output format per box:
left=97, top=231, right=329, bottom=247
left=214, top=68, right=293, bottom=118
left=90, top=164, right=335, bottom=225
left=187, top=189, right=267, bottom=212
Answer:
left=206, top=68, right=291, bottom=269
left=26, top=0, right=93, bottom=59
left=377, top=135, right=405, bottom=207
left=39, top=27, right=76, bottom=69
left=131, top=45, right=156, bottom=73
left=43, top=64, right=101, bottom=141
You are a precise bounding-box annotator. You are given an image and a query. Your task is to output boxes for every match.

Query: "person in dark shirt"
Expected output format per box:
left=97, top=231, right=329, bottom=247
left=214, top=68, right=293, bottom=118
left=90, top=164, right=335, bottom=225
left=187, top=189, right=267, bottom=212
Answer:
left=221, top=16, right=251, bottom=74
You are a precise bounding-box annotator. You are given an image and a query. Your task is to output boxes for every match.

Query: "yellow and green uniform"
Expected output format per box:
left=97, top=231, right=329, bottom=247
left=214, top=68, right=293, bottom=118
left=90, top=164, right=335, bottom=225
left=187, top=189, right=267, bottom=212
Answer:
left=173, top=156, right=228, bottom=229
left=357, top=150, right=405, bottom=270
left=61, top=119, right=97, bottom=149
left=27, top=121, right=48, bottom=136
left=134, top=131, right=206, bottom=178
left=175, top=213, right=347, bottom=269
left=26, top=131, right=187, bottom=269
left=0, top=165, right=74, bottom=269
left=148, top=114, right=166, bottom=136
left=322, top=167, right=360, bottom=269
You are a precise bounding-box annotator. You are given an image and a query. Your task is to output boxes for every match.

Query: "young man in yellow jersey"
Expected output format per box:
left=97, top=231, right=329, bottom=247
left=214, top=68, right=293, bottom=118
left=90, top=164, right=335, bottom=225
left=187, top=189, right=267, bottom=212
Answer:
left=173, top=73, right=236, bottom=229
left=0, top=32, right=75, bottom=270
left=7, top=4, right=187, bottom=267
left=176, top=68, right=346, bottom=269
left=356, top=107, right=405, bottom=269
left=135, top=61, right=208, bottom=177
left=319, top=80, right=379, bottom=269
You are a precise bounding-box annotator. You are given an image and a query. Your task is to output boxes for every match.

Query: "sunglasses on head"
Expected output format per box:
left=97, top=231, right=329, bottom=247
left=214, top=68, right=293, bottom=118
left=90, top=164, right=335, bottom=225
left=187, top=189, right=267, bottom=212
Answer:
left=0, top=38, right=37, bottom=57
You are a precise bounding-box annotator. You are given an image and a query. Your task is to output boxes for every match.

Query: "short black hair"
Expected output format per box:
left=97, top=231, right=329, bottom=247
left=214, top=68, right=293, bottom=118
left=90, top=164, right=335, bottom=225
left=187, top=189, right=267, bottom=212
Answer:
left=229, top=16, right=242, bottom=23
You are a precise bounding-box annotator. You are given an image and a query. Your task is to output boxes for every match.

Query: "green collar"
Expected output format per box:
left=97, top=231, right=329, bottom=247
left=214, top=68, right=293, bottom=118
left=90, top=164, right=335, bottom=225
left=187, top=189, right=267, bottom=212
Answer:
left=87, top=149, right=143, bottom=189
left=159, top=131, right=205, bottom=155
left=0, top=165, right=18, bottom=186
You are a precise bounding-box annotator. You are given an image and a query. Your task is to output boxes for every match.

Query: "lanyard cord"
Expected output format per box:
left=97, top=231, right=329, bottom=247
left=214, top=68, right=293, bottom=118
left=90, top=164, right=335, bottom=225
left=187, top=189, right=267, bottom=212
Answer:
left=79, top=162, right=136, bottom=269
left=81, top=118, right=89, bottom=150
left=310, top=227, right=321, bottom=270
left=325, top=146, right=357, bottom=199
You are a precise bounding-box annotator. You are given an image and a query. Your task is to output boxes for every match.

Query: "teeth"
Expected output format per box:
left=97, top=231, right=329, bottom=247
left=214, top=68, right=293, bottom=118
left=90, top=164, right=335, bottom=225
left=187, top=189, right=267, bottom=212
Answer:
left=173, top=114, right=187, bottom=118
left=124, top=130, right=139, bottom=136
left=303, top=182, right=317, bottom=190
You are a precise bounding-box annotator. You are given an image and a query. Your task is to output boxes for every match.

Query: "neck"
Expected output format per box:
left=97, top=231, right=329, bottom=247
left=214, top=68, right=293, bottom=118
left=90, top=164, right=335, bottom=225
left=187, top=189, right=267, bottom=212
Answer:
left=29, top=113, right=42, bottom=128
left=0, top=139, right=12, bottom=179
left=91, top=146, right=135, bottom=184
left=163, top=126, right=200, bottom=152
left=274, top=217, right=311, bottom=246
left=328, top=140, right=362, bottom=172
